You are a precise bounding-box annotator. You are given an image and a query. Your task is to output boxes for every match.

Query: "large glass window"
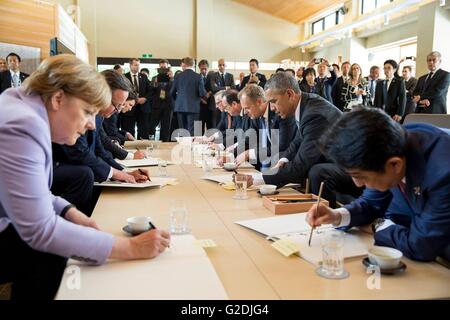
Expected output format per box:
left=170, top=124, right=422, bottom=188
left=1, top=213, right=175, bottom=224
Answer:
left=361, top=0, right=394, bottom=15
left=311, top=10, right=343, bottom=36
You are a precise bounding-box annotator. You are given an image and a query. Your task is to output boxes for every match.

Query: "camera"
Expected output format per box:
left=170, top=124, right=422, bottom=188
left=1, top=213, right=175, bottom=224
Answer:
left=314, top=58, right=324, bottom=64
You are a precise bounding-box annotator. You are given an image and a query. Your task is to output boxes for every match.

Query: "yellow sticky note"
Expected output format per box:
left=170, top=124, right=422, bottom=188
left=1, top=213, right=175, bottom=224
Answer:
left=194, top=239, right=217, bottom=248
left=271, top=239, right=299, bottom=257
left=165, top=179, right=179, bottom=186
left=221, top=182, right=236, bottom=191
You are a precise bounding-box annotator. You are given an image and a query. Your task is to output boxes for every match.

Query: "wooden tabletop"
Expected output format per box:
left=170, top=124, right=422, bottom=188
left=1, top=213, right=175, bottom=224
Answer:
left=61, top=142, right=450, bottom=299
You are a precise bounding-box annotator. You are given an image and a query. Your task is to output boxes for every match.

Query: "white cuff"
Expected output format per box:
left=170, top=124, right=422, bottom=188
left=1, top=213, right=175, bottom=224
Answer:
left=334, top=208, right=351, bottom=227
left=252, top=173, right=265, bottom=186
left=126, top=152, right=134, bottom=160
left=107, top=167, right=114, bottom=180
left=279, top=158, right=289, bottom=164
left=375, top=219, right=395, bottom=232
left=249, top=149, right=257, bottom=161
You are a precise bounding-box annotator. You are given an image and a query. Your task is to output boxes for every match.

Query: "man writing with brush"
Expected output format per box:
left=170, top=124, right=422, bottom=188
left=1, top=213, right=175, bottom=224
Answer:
left=306, top=108, right=450, bottom=262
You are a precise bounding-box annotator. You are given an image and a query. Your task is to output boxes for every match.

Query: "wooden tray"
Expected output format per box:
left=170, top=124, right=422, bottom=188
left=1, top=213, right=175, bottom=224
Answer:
left=263, top=193, right=329, bottom=215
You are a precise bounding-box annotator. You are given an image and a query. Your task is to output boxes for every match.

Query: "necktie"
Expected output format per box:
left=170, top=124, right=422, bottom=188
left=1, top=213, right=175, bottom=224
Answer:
left=12, top=73, right=19, bottom=88
left=220, top=73, right=225, bottom=86
left=259, top=118, right=268, bottom=149
left=133, top=74, right=139, bottom=92
left=382, top=80, right=388, bottom=109
left=227, top=114, right=232, bottom=129
left=424, top=72, right=434, bottom=90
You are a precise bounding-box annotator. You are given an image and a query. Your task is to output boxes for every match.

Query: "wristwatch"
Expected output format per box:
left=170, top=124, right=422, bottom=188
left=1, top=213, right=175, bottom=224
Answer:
left=371, top=218, right=385, bottom=233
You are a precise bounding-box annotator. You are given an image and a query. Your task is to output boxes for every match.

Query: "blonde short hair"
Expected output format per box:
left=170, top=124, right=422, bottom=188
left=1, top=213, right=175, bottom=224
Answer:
left=23, top=54, right=111, bottom=111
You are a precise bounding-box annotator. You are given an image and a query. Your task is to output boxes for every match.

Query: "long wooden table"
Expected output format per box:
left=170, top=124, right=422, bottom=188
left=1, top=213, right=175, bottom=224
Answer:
left=59, top=142, right=450, bottom=299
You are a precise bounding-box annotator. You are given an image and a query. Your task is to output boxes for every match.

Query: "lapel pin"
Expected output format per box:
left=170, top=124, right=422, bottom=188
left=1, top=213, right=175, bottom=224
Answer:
left=414, top=186, right=421, bottom=196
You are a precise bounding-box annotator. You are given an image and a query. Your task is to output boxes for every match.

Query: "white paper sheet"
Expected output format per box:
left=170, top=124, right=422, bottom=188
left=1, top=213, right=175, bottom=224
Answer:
left=235, top=213, right=371, bottom=265
left=194, top=160, right=254, bottom=169
left=116, top=158, right=173, bottom=167
left=94, top=177, right=177, bottom=188
left=56, top=234, right=228, bottom=300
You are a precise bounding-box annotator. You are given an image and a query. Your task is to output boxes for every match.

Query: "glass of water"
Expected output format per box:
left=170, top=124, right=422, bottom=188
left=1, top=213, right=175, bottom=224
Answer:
left=169, top=200, right=190, bottom=234
left=146, top=144, right=154, bottom=158
left=233, top=174, right=249, bottom=200
left=158, top=160, right=168, bottom=177
left=202, top=156, right=214, bottom=174
left=316, top=229, right=349, bottom=279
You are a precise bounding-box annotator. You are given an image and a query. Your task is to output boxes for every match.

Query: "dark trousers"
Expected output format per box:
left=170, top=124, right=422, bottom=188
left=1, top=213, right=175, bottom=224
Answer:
left=149, top=107, right=172, bottom=142
left=0, top=225, right=67, bottom=300
left=121, top=107, right=150, bottom=139
left=308, top=163, right=363, bottom=208
left=177, top=112, right=200, bottom=136
left=51, top=164, right=95, bottom=216
left=200, top=103, right=210, bottom=135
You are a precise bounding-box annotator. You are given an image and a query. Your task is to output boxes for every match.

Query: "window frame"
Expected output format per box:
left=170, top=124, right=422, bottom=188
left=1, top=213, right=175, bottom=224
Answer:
left=311, top=10, right=342, bottom=36
left=361, top=0, right=395, bottom=15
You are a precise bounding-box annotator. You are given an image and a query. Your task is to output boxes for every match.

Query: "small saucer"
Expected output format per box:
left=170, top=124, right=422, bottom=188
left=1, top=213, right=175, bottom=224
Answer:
left=122, top=223, right=154, bottom=236
left=362, top=257, right=407, bottom=274
left=257, top=190, right=279, bottom=197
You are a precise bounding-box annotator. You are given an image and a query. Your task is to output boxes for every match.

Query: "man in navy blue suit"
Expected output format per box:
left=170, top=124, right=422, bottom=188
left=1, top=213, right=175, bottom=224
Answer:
left=170, top=56, right=206, bottom=136
left=307, top=108, right=450, bottom=262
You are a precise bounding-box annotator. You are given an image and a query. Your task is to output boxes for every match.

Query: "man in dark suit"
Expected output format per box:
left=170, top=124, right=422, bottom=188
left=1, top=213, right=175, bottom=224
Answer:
left=365, top=65, right=381, bottom=107
left=331, top=61, right=351, bottom=111
left=374, top=59, right=406, bottom=122
left=304, top=58, right=337, bottom=103
left=0, top=53, right=29, bottom=94
left=149, top=59, right=174, bottom=141
left=123, top=58, right=152, bottom=139
left=413, top=51, right=450, bottom=114
left=210, top=58, right=236, bottom=128
left=239, top=58, right=267, bottom=91
left=52, top=71, right=149, bottom=215
left=170, top=57, right=206, bottom=136
left=198, top=59, right=213, bottom=134
left=237, top=72, right=342, bottom=188
left=399, top=64, right=418, bottom=119
left=307, top=108, right=450, bottom=262
left=235, top=84, right=297, bottom=171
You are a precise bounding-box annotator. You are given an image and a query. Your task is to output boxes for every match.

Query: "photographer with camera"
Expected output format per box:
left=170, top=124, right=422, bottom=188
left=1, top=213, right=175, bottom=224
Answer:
left=305, top=57, right=336, bottom=102
left=149, top=59, right=173, bottom=142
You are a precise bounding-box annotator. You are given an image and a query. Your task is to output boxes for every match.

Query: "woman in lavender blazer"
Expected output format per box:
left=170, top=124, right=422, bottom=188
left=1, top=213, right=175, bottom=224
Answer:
left=0, top=55, right=170, bottom=300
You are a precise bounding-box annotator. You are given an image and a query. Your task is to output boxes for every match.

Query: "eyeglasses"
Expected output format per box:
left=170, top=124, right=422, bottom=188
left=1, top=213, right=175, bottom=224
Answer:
left=112, top=101, right=123, bottom=114
left=218, top=64, right=225, bottom=66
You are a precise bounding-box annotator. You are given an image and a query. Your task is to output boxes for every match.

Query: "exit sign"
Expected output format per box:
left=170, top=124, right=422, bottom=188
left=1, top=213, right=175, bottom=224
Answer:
left=142, top=54, right=153, bottom=58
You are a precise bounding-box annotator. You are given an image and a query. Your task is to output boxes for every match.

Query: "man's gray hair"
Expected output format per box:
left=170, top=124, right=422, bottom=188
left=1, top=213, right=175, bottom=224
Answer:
left=214, top=90, right=225, bottom=100
left=264, top=72, right=300, bottom=94
left=238, top=84, right=266, bottom=103
left=427, top=51, right=442, bottom=60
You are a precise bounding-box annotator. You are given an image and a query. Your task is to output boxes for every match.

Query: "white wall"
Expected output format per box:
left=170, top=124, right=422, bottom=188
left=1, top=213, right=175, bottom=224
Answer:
left=76, top=0, right=301, bottom=64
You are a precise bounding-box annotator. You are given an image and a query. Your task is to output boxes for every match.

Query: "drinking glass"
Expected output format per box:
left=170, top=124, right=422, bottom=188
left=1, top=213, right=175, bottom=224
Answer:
left=233, top=174, right=249, bottom=200
left=315, top=229, right=349, bottom=279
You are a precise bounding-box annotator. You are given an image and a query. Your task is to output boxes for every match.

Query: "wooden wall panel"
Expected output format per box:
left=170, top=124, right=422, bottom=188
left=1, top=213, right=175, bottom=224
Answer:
left=0, top=0, right=56, bottom=60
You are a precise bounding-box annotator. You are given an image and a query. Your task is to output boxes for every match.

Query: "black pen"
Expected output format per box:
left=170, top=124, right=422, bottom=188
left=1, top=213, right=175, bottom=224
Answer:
left=148, top=221, right=170, bottom=248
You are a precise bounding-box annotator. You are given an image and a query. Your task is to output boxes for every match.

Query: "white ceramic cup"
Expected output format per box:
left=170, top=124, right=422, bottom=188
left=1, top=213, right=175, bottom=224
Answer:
left=259, top=184, right=277, bottom=195
left=127, top=216, right=152, bottom=233
left=223, top=162, right=237, bottom=171
left=368, top=246, right=403, bottom=269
